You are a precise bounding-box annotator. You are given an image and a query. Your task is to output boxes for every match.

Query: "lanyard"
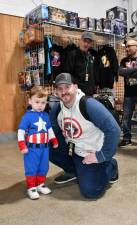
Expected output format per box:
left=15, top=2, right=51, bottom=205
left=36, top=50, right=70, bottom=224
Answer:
left=85, top=54, right=90, bottom=82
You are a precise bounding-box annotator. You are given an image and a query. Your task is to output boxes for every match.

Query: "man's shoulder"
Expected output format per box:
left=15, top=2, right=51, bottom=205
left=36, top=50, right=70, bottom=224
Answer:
left=79, top=96, right=96, bottom=121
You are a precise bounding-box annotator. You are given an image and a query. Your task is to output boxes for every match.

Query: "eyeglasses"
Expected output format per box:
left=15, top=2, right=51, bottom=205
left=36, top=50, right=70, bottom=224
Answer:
left=126, top=45, right=137, bottom=48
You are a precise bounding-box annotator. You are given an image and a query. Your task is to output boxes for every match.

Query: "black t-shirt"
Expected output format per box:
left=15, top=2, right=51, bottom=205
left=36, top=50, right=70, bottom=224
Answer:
left=120, top=56, right=137, bottom=97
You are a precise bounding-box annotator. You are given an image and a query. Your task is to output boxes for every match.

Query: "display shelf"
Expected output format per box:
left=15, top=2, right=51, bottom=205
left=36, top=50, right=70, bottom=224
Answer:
left=41, top=20, right=125, bottom=38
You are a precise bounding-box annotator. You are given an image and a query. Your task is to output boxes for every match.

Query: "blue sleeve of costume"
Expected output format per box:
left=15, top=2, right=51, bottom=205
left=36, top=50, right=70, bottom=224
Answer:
left=86, top=98, right=121, bottom=162
left=18, top=113, right=29, bottom=131
left=45, top=112, right=52, bottom=130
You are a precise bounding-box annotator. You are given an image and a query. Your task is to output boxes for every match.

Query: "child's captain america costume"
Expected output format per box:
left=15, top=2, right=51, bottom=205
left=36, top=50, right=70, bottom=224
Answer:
left=18, top=110, right=58, bottom=189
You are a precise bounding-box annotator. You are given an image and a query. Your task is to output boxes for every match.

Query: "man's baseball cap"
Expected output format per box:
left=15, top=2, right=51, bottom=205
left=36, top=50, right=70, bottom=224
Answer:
left=81, top=32, right=94, bottom=41
left=55, top=73, right=75, bottom=86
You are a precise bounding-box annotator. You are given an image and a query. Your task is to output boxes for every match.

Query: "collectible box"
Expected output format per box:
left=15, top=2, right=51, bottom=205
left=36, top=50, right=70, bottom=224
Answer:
left=25, top=4, right=48, bottom=26
left=111, top=19, right=127, bottom=36
left=106, top=6, right=127, bottom=22
left=95, top=19, right=103, bottom=32
left=66, top=11, right=78, bottom=28
left=48, top=6, right=67, bottom=26
left=78, top=17, right=88, bottom=29
left=102, top=19, right=111, bottom=33
left=88, top=18, right=96, bottom=31
left=24, top=26, right=43, bottom=45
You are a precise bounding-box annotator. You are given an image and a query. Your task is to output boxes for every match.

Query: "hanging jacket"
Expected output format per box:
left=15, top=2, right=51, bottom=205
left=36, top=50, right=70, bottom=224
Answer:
left=94, top=45, right=119, bottom=89
left=62, top=45, right=96, bottom=96
left=44, top=36, right=52, bottom=81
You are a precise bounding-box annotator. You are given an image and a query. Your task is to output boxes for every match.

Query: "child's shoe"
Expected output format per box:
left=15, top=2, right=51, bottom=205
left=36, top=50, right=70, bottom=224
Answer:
left=27, top=187, right=40, bottom=200
left=37, top=183, right=52, bottom=195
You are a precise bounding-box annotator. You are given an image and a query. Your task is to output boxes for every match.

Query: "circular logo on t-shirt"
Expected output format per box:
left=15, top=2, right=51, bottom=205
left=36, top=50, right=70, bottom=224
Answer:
left=63, top=117, right=82, bottom=138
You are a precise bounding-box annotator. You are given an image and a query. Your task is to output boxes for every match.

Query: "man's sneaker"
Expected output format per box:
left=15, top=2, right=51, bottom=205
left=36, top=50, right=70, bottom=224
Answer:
left=54, top=172, right=77, bottom=184
left=37, top=183, right=52, bottom=195
left=27, top=187, right=40, bottom=200
left=119, top=140, right=132, bottom=148
left=109, top=172, right=119, bottom=184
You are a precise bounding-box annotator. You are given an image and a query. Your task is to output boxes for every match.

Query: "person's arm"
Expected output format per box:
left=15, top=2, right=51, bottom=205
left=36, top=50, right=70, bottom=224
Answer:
left=86, top=98, right=121, bottom=163
left=118, top=66, right=137, bottom=77
left=17, top=113, right=29, bottom=154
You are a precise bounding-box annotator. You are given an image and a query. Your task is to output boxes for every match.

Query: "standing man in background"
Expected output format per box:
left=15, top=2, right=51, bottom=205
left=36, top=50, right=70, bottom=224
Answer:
left=119, top=38, right=137, bottom=148
left=62, top=32, right=96, bottom=96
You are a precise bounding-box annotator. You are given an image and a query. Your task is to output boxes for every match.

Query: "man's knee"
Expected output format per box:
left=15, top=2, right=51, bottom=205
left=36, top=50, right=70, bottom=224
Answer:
left=80, top=185, right=106, bottom=199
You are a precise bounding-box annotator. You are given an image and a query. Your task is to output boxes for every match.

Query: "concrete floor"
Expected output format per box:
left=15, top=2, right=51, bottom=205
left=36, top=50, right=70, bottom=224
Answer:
left=1, top=141, right=137, bottom=225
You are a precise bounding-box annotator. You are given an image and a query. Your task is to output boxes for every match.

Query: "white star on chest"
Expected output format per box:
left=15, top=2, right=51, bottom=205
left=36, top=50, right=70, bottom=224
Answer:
left=34, top=117, right=47, bottom=132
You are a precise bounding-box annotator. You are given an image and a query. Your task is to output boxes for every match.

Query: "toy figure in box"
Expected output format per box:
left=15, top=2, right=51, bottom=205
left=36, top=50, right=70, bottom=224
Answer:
left=96, top=19, right=103, bottom=32
left=88, top=18, right=96, bottom=31
left=26, top=71, right=33, bottom=89
left=24, top=52, right=31, bottom=68
left=106, top=6, right=127, bottom=22
left=18, top=72, right=26, bottom=88
left=48, top=6, right=67, bottom=25
left=25, top=4, right=48, bottom=26
left=38, top=48, right=45, bottom=65
left=30, top=51, right=38, bottom=67
left=66, top=12, right=78, bottom=28
left=103, top=19, right=111, bottom=33
left=32, top=70, right=41, bottom=86
left=78, top=17, right=88, bottom=29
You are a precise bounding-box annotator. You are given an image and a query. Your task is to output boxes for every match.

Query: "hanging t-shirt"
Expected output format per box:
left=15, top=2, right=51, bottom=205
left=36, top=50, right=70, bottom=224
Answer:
left=94, top=45, right=119, bottom=89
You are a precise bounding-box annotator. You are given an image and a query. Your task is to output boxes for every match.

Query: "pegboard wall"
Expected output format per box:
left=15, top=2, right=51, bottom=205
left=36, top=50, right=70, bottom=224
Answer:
left=22, top=22, right=126, bottom=110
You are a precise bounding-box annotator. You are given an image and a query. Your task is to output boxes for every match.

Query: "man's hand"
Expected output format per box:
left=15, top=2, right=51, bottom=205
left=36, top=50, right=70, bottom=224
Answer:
left=21, top=148, right=28, bottom=154
left=82, top=152, right=98, bottom=164
left=53, top=144, right=59, bottom=149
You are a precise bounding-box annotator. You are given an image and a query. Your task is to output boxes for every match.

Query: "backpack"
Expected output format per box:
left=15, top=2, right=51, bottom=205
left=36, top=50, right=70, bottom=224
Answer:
left=55, top=95, right=120, bottom=125
left=94, top=95, right=120, bottom=125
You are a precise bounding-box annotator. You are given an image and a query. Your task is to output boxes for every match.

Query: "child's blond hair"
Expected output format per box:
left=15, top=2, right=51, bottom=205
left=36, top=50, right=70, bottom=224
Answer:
left=28, top=86, right=48, bottom=98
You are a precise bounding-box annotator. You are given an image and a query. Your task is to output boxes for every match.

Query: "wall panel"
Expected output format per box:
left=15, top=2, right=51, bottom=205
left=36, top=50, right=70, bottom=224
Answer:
left=0, top=14, right=25, bottom=133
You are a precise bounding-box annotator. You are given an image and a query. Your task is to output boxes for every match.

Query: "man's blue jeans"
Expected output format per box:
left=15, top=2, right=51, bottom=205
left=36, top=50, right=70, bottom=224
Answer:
left=49, top=134, right=118, bottom=199
left=122, top=97, right=137, bottom=141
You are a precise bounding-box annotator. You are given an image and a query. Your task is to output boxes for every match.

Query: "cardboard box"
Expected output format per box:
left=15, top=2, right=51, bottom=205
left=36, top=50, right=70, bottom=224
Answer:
left=88, top=18, right=96, bottom=31
left=106, top=6, right=127, bottom=22
left=25, top=4, right=48, bottom=26
left=66, top=11, right=78, bottom=28
left=111, top=19, right=127, bottom=36
left=78, top=17, right=88, bottom=29
left=48, top=6, right=67, bottom=26
left=102, top=19, right=111, bottom=33
left=95, top=19, right=103, bottom=32
left=23, top=26, right=43, bottom=45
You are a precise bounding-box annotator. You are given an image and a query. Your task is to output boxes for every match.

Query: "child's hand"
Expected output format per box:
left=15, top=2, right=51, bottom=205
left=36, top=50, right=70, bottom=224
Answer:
left=53, top=144, right=58, bottom=149
left=21, top=148, right=28, bottom=154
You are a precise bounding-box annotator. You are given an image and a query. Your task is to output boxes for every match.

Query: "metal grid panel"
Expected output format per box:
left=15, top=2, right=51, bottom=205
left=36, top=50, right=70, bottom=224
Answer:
left=22, top=23, right=126, bottom=108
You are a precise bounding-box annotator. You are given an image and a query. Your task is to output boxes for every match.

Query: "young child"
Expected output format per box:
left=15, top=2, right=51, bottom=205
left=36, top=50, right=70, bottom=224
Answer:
left=17, top=86, right=58, bottom=200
